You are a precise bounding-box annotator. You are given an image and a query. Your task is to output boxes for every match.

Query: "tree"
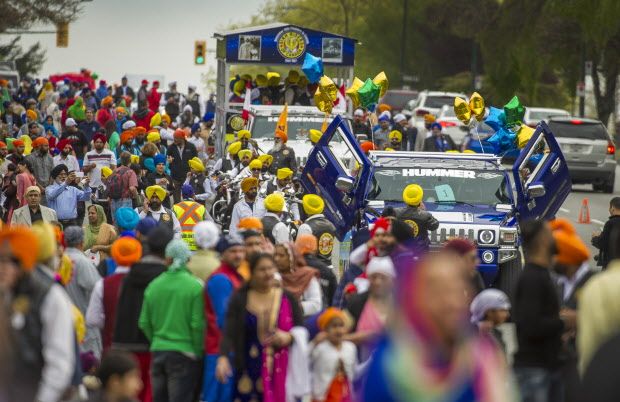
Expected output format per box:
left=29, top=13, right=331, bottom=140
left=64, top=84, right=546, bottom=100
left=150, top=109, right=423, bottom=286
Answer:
left=0, top=0, right=82, bottom=77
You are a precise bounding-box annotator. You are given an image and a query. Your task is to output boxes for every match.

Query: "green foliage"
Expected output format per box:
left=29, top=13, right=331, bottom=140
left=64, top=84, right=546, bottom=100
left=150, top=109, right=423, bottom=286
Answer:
left=0, top=37, right=46, bottom=78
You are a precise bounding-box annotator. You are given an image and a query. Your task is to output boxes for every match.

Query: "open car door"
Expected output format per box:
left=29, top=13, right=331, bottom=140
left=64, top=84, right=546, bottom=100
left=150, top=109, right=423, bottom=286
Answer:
left=512, top=121, right=571, bottom=221
left=300, top=115, right=373, bottom=240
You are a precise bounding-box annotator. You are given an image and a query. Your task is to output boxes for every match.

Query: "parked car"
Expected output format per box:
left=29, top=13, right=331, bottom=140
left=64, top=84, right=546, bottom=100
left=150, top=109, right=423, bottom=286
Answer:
left=406, top=90, right=468, bottom=130
left=524, top=107, right=570, bottom=128
left=548, top=116, right=616, bottom=193
left=380, top=89, right=418, bottom=114
left=436, top=104, right=471, bottom=146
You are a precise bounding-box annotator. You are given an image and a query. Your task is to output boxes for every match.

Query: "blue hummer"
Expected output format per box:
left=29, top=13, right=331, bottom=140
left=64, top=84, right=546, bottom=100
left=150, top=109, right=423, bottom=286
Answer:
left=300, top=116, right=571, bottom=297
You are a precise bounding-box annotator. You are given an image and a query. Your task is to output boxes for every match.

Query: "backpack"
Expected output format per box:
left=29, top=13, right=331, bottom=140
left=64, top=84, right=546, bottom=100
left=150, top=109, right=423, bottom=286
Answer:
left=107, top=167, right=129, bottom=200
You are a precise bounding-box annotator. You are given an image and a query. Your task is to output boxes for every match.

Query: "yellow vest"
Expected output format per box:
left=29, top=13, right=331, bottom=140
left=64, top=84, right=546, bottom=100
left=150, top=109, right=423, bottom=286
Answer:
left=173, top=201, right=205, bottom=251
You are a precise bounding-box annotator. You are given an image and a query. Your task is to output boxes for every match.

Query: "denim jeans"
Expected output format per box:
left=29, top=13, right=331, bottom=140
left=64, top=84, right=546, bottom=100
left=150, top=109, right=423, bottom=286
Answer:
left=151, top=351, right=201, bottom=402
left=515, top=367, right=564, bottom=402
left=110, top=198, right=132, bottom=225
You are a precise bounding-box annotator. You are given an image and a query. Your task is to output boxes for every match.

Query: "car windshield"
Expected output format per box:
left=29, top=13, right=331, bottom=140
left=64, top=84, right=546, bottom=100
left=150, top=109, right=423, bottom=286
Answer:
left=381, top=92, right=416, bottom=110
left=251, top=115, right=343, bottom=141
left=368, top=167, right=511, bottom=205
left=424, top=96, right=457, bottom=109
left=548, top=121, right=608, bottom=140
left=528, top=110, right=569, bottom=121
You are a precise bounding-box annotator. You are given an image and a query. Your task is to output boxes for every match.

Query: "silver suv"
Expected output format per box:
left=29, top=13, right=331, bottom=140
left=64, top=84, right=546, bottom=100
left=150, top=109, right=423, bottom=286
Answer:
left=547, top=116, right=616, bottom=193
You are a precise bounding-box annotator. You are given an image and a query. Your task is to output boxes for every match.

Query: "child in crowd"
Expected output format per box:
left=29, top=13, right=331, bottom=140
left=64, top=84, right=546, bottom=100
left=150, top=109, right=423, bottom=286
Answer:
left=311, top=307, right=357, bottom=402
left=470, top=288, right=511, bottom=354
left=88, top=350, right=143, bottom=402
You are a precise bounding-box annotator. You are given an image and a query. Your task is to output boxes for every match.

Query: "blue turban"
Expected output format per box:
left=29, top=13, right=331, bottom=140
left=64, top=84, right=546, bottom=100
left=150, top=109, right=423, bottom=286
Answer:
left=203, top=112, right=215, bottom=122
left=144, top=158, right=155, bottom=173
left=191, top=123, right=201, bottom=134
left=181, top=184, right=195, bottom=199
left=136, top=217, right=158, bottom=237
left=378, top=114, right=390, bottom=122
left=153, top=154, right=166, bottom=166
left=115, top=207, right=140, bottom=231
left=430, top=122, right=442, bottom=131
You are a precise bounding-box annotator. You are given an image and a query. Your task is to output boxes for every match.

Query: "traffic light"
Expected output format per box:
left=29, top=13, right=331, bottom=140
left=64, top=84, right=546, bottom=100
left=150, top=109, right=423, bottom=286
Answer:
left=194, top=40, right=206, bottom=65
left=56, top=22, right=69, bottom=48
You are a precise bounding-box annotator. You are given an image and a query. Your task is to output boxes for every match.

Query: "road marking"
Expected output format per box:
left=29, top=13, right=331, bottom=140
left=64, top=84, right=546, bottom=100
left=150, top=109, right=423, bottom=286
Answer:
left=591, top=219, right=605, bottom=225
left=559, top=207, right=570, bottom=213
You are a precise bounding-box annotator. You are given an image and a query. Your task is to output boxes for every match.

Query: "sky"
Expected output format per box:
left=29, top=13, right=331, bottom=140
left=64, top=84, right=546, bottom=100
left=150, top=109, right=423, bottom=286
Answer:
left=12, top=0, right=264, bottom=95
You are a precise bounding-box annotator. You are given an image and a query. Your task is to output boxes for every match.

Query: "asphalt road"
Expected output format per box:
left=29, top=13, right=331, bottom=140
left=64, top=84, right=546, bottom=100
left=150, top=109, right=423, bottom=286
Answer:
left=555, top=164, right=620, bottom=267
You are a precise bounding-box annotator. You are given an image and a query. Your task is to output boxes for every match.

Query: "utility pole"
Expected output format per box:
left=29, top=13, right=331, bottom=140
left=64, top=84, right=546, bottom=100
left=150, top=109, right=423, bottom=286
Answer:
left=578, top=44, right=586, bottom=117
left=400, top=0, right=408, bottom=85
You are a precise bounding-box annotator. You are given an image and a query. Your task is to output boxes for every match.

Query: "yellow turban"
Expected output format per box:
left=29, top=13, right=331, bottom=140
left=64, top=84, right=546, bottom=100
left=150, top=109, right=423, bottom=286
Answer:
left=277, top=167, right=294, bottom=180
left=264, top=193, right=285, bottom=213
left=249, top=159, right=262, bottom=170
left=145, top=185, right=166, bottom=201
left=101, top=166, right=113, bottom=179
left=309, top=129, right=323, bottom=144
left=228, top=141, right=242, bottom=156
left=240, top=177, right=258, bottom=193
left=150, top=112, right=162, bottom=128
left=147, top=131, right=161, bottom=143
left=161, top=114, right=171, bottom=124
left=389, top=130, right=402, bottom=142
left=130, top=154, right=140, bottom=164
left=238, top=149, right=252, bottom=160
left=188, top=157, right=205, bottom=172
left=30, top=222, right=57, bottom=263
left=267, top=72, right=281, bottom=86
left=403, top=184, right=423, bottom=206
left=237, top=129, right=251, bottom=140
left=302, top=194, right=324, bottom=215
left=256, top=74, right=268, bottom=87
left=258, top=154, right=273, bottom=166
left=26, top=109, right=37, bottom=121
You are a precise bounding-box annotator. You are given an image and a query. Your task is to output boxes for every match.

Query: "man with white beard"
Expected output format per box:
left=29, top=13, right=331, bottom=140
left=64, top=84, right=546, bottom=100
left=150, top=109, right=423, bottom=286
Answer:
left=267, top=129, right=297, bottom=174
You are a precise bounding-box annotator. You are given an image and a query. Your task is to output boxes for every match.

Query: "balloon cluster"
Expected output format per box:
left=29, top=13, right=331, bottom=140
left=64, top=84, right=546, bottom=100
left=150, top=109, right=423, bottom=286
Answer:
left=345, top=72, right=388, bottom=110
left=455, top=94, right=535, bottom=154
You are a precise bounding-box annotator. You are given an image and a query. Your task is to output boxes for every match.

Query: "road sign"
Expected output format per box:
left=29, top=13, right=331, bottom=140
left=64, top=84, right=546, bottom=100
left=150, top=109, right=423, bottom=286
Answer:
left=585, top=60, right=593, bottom=76
left=402, top=74, right=418, bottom=83
left=576, top=81, right=585, bottom=97
left=195, top=40, right=206, bottom=65
left=56, top=22, right=69, bottom=47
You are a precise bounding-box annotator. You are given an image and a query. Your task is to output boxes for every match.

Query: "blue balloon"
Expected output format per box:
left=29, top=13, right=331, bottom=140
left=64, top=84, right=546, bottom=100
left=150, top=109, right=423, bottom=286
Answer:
left=484, top=107, right=506, bottom=132
left=302, top=53, right=323, bottom=84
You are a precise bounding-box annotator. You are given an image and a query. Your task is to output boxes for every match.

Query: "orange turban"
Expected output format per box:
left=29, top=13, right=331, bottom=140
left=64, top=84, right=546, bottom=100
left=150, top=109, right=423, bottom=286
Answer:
left=317, top=307, right=352, bottom=331
left=550, top=218, right=590, bottom=266
left=0, top=227, right=39, bottom=271
left=275, top=130, right=288, bottom=143
left=360, top=141, right=376, bottom=154
left=120, top=130, right=135, bottom=144
left=174, top=129, right=186, bottom=139
left=161, top=114, right=171, bottom=124
left=26, top=110, right=37, bottom=121
left=101, top=96, right=113, bottom=107
left=0, top=141, right=6, bottom=149
left=295, top=234, right=318, bottom=255
left=111, top=237, right=143, bottom=266
left=12, top=139, right=24, bottom=147
left=32, top=137, right=49, bottom=148
left=134, top=126, right=146, bottom=135
left=377, top=103, right=392, bottom=114
left=238, top=217, right=264, bottom=231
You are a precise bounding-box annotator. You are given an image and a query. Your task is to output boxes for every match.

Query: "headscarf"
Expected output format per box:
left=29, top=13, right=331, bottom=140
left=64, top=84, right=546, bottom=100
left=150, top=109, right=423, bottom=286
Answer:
left=165, top=239, right=192, bottom=271
left=277, top=242, right=318, bottom=300
left=84, top=204, right=106, bottom=251
left=67, top=96, right=86, bottom=121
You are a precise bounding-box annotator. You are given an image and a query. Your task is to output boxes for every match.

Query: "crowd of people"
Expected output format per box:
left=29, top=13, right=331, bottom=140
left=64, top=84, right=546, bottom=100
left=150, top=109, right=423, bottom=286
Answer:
left=1, top=73, right=620, bottom=402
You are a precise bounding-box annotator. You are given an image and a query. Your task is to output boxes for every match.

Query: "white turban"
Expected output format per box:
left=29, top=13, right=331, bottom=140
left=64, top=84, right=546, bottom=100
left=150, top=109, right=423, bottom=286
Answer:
left=470, top=289, right=511, bottom=323
left=193, top=221, right=220, bottom=250
left=122, top=120, right=136, bottom=130
left=366, top=256, right=396, bottom=278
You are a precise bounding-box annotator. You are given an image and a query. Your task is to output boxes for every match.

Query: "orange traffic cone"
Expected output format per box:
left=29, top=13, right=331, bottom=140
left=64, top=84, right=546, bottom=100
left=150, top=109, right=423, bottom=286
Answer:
left=578, top=198, right=591, bottom=224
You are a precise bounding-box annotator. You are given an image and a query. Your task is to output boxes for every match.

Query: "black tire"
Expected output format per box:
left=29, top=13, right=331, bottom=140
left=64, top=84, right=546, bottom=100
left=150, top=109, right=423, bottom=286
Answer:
left=494, top=256, right=523, bottom=303
left=604, top=176, right=615, bottom=193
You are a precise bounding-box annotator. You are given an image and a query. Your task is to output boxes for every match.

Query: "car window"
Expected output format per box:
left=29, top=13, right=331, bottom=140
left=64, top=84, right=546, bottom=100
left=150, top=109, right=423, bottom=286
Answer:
left=251, top=115, right=347, bottom=141
left=368, top=167, right=510, bottom=205
left=517, top=134, right=551, bottom=188
left=381, top=92, right=416, bottom=110
left=423, top=96, right=457, bottom=109
left=548, top=121, right=608, bottom=140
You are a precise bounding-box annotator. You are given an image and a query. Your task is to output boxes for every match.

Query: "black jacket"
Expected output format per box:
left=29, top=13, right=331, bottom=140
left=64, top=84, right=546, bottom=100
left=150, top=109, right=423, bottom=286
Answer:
left=513, top=263, right=565, bottom=369
left=422, top=134, right=457, bottom=152
left=304, top=254, right=337, bottom=307
left=167, top=141, right=198, bottom=182
left=112, top=256, right=167, bottom=351
left=592, top=215, right=620, bottom=268
left=220, top=286, right=303, bottom=370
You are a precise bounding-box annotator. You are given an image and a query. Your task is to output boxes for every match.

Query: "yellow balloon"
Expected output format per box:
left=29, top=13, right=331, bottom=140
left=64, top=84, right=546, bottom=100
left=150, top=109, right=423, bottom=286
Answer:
left=346, top=77, right=364, bottom=109
left=454, top=97, right=471, bottom=124
left=468, top=92, right=485, bottom=121
left=517, top=124, right=535, bottom=149
left=314, top=87, right=334, bottom=114
left=319, top=76, right=338, bottom=102
left=373, top=71, right=389, bottom=98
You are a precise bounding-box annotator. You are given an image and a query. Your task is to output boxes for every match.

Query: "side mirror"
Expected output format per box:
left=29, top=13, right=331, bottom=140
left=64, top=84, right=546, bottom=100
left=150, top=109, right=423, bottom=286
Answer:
left=335, top=176, right=354, bottom=193
left=527, top=183, right=546, bottom=198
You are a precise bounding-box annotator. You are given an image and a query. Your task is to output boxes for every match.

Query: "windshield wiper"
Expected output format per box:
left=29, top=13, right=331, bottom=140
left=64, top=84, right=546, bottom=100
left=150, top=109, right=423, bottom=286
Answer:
left=434, top=200, right=475, bottom=207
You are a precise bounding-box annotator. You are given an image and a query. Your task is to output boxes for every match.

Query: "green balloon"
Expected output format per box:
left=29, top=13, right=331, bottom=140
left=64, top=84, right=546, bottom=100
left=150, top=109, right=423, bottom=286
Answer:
left=357, top=78, right=380, bottom=108
left=504, top=96, right=525, bottom=128
left=91, top=72, right=99, bottom=80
